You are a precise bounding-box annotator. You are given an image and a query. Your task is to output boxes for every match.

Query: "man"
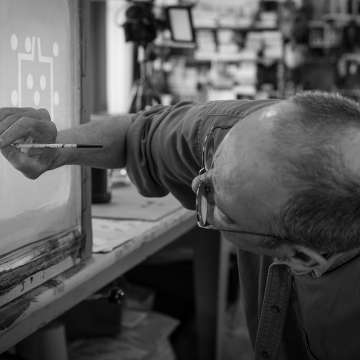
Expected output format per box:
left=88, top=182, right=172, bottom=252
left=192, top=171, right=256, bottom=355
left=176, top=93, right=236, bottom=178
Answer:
left=1, top=91, right=360, bottom=359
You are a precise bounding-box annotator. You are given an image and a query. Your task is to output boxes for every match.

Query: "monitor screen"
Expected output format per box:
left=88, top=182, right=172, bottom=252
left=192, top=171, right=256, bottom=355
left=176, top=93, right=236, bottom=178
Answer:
left=167, top=6, right=196, bottom=44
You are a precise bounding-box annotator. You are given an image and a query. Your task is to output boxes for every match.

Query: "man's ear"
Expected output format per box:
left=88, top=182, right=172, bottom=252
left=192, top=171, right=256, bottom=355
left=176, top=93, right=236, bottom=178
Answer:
left=276, top=244, right=327, bottom=272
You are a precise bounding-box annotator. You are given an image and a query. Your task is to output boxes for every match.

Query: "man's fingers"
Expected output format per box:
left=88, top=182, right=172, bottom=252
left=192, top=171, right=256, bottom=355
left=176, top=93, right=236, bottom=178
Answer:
left=1, top=145, right=21, bottom=165
left=27, top=148, right=44, bottom=157
left=0, top=108, right=48, bottom=136
left=0, top=108, right=35, bottom=122
left=0, top=114, right=23, bottom=136
left=0, top=117, right=36, bottom=148
left=0, top=108, right=53, bottom=147
left=0, top=108, right=49, bottom=129
left=0, top=108, right=53, bottom=179
left=37, top=108, right=50, bottom=120
left=1, top=146, right=42, bottom=179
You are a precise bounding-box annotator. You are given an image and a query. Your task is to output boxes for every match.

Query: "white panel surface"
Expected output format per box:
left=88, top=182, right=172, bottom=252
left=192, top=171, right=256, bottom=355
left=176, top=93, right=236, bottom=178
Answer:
left=0, top=0, right=81, bottom=255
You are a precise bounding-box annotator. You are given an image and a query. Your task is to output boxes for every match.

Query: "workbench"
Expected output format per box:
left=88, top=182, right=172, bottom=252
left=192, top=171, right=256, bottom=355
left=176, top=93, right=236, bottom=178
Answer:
left=0, top=185, right=230, bottom=360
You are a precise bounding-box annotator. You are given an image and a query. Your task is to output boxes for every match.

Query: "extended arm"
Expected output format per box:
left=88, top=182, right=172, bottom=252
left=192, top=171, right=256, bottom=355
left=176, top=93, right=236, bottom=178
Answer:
left=0, top=102, right=206, bottom=209
left=0, top=108, right=132, bottom=178
left=54, top=115, right=132, bottom=169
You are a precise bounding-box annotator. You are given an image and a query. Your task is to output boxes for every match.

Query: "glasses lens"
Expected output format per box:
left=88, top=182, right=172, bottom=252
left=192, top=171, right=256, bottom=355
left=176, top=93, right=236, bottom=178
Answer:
left=204, top=135, right=215, bottom=171
left=196, top=183, right=208, bottom=226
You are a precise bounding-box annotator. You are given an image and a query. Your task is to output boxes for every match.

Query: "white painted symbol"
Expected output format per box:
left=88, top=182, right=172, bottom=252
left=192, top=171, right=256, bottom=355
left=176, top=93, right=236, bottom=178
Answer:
left=54, top=91, right=60, bottom=106
left=25, top=37, right=32, bottom=53
left=10, top=34, right=18, bottom=51
left=11, top=90, right=18, bottom=106
left=26, top=73, right=34, bottom=90
left=10, top=35, right=60, bottom=118
left=53, top=42, right=59, bottom=57
left=34, top=91, right=40, bottom=106
left=40, top=75, right=46, bottom=90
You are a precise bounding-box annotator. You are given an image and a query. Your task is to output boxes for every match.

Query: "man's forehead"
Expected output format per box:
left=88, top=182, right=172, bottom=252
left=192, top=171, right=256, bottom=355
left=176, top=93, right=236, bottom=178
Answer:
left=213, top=106, right=277, bottom=164
left=212, top=100, right=294, bottom=164
left=210, top=101, right=293, bottom=220
left=212, top=126, right=270, bottom=199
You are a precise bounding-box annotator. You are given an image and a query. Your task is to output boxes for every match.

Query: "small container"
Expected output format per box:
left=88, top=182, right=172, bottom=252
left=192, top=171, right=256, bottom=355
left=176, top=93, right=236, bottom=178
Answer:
left=91, top=168, right=112, bottom=204
left=65, top=286, right=125, bottom=339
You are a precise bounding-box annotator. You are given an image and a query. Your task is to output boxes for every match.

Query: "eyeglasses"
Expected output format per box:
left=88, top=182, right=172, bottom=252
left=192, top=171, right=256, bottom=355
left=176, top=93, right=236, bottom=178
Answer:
left=195, top=123, right=284, bottom=241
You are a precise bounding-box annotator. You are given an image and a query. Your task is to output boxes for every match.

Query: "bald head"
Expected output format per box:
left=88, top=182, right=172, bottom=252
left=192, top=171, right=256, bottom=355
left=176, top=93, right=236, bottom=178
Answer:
left=210, top=91, right=360, bottom=254
left=212, top=101, right=292, bottom=233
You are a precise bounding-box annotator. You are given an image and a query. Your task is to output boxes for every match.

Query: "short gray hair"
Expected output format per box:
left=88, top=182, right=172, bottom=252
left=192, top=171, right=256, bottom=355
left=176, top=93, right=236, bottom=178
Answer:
left=272, top=91, right=360, bottom=254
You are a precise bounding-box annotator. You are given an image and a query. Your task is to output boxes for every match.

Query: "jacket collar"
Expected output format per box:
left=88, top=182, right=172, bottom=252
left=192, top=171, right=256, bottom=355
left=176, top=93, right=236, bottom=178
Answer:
left=275, top=246, right=360, bottom=278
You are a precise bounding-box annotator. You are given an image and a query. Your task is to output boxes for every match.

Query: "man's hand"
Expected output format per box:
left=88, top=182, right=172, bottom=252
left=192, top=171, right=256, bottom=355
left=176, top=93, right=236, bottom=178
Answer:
left=0, top=108, right=57, bottom=179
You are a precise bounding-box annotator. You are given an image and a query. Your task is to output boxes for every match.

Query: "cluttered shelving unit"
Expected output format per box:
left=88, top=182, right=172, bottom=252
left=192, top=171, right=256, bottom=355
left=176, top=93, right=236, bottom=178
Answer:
left=191, top=25, right=285, bottom=99
left=162, top=0, right=287, bottom=103
left=143, top=0, right=360, bottom=109
left=285, top=0, right=360, bottom=99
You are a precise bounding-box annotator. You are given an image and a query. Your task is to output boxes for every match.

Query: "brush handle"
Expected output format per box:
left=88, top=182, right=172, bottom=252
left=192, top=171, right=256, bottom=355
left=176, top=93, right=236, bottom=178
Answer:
left=13, top=144, right=103, bottom=149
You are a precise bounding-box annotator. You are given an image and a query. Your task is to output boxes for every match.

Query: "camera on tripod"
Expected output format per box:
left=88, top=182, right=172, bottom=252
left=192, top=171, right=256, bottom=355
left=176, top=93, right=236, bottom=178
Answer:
left=122, top=0, right=196, bottom=112
left=123, top=0, right=196, bottom=47
left=123, top=0, right=159, bottom=46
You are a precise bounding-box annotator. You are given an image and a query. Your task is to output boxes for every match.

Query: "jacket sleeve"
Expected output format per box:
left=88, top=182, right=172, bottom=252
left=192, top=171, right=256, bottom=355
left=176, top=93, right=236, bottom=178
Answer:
left=126, top=102, right=209, bottom=210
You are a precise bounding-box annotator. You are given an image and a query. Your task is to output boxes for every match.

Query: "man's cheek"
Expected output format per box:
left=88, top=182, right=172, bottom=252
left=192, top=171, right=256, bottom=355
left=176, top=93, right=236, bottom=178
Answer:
left=221, top=232, right=262, bottom=253
left=221, top=232, right=249, bottom=247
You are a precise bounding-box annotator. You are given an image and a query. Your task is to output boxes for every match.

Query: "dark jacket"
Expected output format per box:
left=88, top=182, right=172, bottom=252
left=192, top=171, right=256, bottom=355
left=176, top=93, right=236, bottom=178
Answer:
left=126, top=99, right=360, bottom=360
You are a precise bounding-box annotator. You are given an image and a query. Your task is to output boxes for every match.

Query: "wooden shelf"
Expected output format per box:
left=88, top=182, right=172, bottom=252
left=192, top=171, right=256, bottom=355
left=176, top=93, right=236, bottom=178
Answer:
left=194, top=51, right=257, bottom=62
left=195, top=25, right=279, bottom=32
